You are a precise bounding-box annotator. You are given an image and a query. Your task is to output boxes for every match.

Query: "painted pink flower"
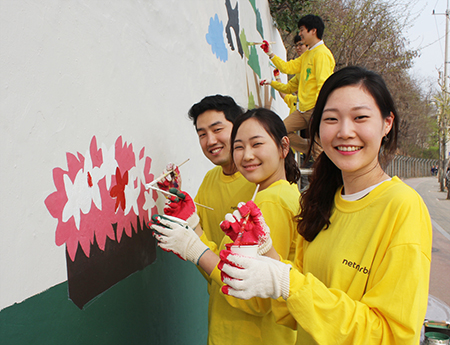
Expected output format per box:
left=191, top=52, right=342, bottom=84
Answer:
left=45, top=135, right=157, bottom=261
left=115, top=136, right=135, bottom=173
left=45, top=151, right=94, bottom=261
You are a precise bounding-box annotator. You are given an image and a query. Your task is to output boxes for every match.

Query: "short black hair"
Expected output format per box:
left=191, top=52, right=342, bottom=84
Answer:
left=293, top=34, right=302, bottom=44
left=188, top=95, right=244, bottom=128
left=298, top=15, right=325, bottom=39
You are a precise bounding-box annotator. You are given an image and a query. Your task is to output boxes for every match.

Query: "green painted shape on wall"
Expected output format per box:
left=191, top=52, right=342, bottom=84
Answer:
left=248, top=92, right=256, bottom=109
left=248, top=0, right=264, bottom=38
left=247, top=46, right=261, bottom=78
left=255, top=9, right=264, bottom=38
left=0, top=248, right=208, bottom=345
left=240, top=29, right=250, bottom=59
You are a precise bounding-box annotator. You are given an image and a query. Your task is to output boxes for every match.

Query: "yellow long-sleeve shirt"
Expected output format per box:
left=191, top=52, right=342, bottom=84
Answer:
left=270, top=73, right=299, bottom=95
left=271, top=42, right=335, bottom=112
left=283, top=94, right=298, bottom=114
left=271, top=75, right=299, bottom=113
left=273, top=177, right=432, bottom=344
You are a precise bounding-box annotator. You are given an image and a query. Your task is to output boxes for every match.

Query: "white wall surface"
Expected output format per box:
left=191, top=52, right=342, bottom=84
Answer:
left=0, top=0, right=289, bottom=310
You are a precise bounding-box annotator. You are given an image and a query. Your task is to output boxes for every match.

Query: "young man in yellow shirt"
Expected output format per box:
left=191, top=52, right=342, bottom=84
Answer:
left=261, top=14, right=335, bottom=157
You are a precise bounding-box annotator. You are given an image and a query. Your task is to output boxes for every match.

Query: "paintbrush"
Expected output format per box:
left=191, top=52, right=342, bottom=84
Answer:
left=234, top=184, right=260, bottom=245
left=148, top=185, right=214, bottom=211
left=146, top=158, right=190, bottom=189
left=247, top=41, right=276, bottom=46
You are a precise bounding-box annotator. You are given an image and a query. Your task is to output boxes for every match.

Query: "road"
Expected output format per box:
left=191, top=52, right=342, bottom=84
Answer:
left=403, top=177, right=450, bottom=312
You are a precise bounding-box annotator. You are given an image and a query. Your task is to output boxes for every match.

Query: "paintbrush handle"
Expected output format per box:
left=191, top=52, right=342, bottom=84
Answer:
left=148, top=185, right=214, bottom=211
left=234, top=184, right=259, bottom=245
left=147, top=158, right=190, bottom=187
left=234, top=216, right=249, bottom=245
left=248, top=41, right=276, bottom=45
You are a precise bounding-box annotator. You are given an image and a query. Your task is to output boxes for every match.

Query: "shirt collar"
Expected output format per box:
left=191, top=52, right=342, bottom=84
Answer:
left=309, top=40, right=324, bottom=50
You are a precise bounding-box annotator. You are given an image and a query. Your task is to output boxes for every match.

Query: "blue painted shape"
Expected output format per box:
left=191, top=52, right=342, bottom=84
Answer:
left=206, top=14, right=228, bottom=62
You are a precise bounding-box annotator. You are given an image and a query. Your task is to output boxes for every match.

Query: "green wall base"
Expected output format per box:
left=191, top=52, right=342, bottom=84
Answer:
left=0, top=248, right=208, bottom=344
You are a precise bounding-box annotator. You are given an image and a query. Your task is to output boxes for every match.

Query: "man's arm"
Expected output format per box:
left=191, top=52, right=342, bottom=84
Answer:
left=270, top=74, right=299, bottom=94
left=271, top=55, right=303, bottom=75
left=261, top=40, right=303, bottom=75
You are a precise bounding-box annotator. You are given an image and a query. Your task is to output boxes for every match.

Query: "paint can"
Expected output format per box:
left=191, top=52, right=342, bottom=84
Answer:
left=424, top=332, right=450, bottom=344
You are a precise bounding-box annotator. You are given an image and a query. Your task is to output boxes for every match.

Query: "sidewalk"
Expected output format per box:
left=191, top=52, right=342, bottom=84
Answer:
left=403, top=177, right=450, bottom=320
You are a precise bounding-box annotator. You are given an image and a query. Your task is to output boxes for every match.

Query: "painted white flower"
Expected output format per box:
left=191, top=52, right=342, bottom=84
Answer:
left=99, top=143, right=118, bottom=190
left=143, top=189, right=157, bottom=219
left=62, top=148, right=102, bottom=229
left=123, top=173, right=140, bottom=216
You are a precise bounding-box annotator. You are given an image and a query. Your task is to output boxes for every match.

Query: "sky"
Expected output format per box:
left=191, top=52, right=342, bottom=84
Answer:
left=406, top=0, right=448, bottom=91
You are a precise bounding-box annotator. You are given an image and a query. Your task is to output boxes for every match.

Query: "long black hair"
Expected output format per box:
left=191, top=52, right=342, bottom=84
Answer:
left=230, top=108, right=301, bottom=184
left=298, top=66, right=399, bottom=241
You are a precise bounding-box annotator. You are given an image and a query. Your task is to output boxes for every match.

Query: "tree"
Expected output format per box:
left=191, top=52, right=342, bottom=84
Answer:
left=268, top=0, right=438, bottom=159
left=431, top=86, right=450, bottom=190
left=389, top=72, right=438, bottom=159
left=315, top=0, right=418, bottom=72
left=268, top=0, right=312, bottom=60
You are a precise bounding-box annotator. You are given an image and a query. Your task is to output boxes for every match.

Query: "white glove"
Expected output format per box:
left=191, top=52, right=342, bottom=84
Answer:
left=219, top=251, right=291, bottom=300
left=150, top=215, right=208, bottom=264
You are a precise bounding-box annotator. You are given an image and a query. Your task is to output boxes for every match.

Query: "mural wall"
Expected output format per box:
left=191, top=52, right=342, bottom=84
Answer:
left=0, top=0, right=289, bottom=342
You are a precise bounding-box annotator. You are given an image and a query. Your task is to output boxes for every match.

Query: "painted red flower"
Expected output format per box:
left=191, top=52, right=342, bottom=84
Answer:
left=110, top=167, right=128, bottom=212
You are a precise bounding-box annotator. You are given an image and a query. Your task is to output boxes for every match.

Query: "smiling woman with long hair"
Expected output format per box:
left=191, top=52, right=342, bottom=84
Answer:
left=218, top=66, right=432, bottom=345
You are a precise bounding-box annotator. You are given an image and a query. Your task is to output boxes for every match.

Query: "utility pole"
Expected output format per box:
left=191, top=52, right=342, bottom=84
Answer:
left=433, top=1, right=449, bottom=192
left=442, top=0, right=448, bottom=193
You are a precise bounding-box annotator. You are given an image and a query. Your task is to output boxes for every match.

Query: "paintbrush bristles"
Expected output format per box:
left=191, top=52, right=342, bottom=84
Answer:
left=147, top=158, right=190, bottom=188
left=148, top=185, right=214, bottom=211
left=144, top=158, right=216, bottom=211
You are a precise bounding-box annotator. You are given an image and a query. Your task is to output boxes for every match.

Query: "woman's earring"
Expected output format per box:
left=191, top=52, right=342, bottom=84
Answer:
left=281, top=136, right=290, bottom=157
